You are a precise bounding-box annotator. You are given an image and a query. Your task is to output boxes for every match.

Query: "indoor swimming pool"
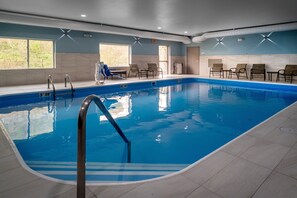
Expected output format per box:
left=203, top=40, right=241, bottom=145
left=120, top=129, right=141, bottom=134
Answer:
left=0, top=78, right=297, bottom=183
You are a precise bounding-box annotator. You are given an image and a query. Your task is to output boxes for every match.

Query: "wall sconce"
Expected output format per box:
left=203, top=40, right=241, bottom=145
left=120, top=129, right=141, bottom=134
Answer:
left=83, top=33, right=92, bottom=38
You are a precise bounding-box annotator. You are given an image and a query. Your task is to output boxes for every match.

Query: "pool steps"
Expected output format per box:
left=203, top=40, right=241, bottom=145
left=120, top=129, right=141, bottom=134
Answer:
left=26, top=161, right=189, bottom=182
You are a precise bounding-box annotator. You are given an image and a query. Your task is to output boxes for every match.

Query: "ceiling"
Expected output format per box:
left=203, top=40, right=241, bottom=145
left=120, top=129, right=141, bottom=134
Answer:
left=0, top=0, right=297, bottom=36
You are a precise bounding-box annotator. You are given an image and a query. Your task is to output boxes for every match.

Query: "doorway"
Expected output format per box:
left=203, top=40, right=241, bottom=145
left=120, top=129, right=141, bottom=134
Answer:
left=187, top=47, right=200, bottom=74
left=159, top=45, right=169, bottom=74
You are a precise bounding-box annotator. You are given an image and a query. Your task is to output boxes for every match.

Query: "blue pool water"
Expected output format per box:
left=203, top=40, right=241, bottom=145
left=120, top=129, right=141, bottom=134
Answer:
left=1, top=80, right=297, bottom=182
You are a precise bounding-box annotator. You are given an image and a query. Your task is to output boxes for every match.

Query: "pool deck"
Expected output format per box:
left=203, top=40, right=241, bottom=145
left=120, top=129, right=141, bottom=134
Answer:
left=1, top=75, right=297, bottom=198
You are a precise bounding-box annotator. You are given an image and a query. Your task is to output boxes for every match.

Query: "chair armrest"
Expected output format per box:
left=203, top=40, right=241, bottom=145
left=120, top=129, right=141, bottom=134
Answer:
left=238, top=68, right=246, bottom=72
left=229, top=68, right=236, bottom=72
left=278, top=69, right=285, bottom=74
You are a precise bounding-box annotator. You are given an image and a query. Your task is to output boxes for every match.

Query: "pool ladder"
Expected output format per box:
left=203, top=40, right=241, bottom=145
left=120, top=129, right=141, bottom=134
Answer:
left=47, top=74, right=75, bottom=100
left=47, top=75, right=56, bottom=100
left=65, top=74, right=74, bottom=97
left=77, top=95, right=131, bottom=198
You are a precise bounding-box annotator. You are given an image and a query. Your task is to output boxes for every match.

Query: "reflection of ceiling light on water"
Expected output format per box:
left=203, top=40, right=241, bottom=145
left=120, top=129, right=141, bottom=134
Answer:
left=155, top=134, right=162, bottom=143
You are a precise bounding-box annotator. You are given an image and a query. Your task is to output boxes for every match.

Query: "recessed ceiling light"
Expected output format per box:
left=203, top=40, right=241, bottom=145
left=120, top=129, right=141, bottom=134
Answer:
left=81, top=14, right=87, bottom=18
left=184, top=31, right=188, bottom=34
left=157, top=27, right=162, bottom=30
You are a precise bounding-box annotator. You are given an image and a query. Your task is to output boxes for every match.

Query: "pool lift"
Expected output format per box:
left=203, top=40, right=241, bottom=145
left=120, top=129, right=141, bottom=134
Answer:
left=77, top=94, right=131, bottom=198
left=47, top=74, right=75, bottom=100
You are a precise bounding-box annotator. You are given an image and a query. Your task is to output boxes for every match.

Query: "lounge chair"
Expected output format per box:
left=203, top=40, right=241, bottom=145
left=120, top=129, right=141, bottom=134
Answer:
left=250, top=64, right=266, bottom=81
left=209, top=63, right=223, bottom=78
left=147, top=63, right=163, bottom=78
left=128, top=64, right=148, bottom=79
left=229, top=64, right=248, bottom=79
left=277, top=65, right=297, bottom=83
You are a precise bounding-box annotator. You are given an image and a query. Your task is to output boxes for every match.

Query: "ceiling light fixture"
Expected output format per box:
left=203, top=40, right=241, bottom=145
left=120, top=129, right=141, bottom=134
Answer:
left=157, top=27, right=162, bottom=30
left=80, top=14, right=87, bottom=18
left=133, top=36, right=142, bottom=46
left=213, top=37, right=225, bottom=48
left=184, top=31, right=188, bottom=34
left=256, top=32, right=278, bottom=47
left=57, top=29, right=77, bottom=43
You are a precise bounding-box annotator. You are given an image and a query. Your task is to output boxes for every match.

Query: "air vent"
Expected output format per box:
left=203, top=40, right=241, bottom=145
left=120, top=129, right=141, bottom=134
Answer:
left=39, top=92, right=51, bottom=97
left=151, top=81, right=157, bottom=86
left=120, top=84, right=128, bottom=89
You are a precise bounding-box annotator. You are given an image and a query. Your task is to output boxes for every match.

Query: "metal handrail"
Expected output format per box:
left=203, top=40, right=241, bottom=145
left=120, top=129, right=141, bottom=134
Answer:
left=65, top=74, right=74, bottom=96
left=77, top=94, right=130, bottom=198
left=47, top=75, right=56, bottom=100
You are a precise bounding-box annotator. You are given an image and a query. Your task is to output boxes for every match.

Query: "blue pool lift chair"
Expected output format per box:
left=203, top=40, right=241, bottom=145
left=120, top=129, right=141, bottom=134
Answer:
left=101, top=64, right=123, bottom=80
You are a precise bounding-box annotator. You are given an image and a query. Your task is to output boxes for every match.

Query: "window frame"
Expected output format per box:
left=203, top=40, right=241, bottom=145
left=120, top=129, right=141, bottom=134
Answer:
left=0, top=36, right=56, bottom=70
left=99, top=43, right=131, bottom=67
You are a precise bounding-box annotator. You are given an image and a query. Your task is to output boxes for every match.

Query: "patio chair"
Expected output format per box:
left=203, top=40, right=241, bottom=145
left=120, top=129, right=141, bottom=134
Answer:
left=277, top=65, right=297, bottom=83
left=229, top=64, right=248, bottom=79
left=250, top=64, right=266, bottom=81
left=209, top=63, right=223, bottom=78
left=147, top=63, right=163, bottom=78
left=128, top=64, right=147, bottom=79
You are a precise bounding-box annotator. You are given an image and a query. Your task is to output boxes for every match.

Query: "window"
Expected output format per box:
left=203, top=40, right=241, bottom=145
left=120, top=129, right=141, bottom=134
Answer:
left=99, top=43, right=130, bottom=67
left=0, top=38, right=54, bottom=70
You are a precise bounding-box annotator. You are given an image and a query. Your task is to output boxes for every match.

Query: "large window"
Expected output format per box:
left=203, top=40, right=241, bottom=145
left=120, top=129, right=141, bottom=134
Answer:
left=0, top=38, right=54, bottom=70
left=99, top=43, right=130, bottom=67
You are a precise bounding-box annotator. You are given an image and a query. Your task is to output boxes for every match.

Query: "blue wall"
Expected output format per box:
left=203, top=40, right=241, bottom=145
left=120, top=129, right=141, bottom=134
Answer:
left=198, top=30, right=297, bottom=56
left=0, top=22, right=184, bottom=56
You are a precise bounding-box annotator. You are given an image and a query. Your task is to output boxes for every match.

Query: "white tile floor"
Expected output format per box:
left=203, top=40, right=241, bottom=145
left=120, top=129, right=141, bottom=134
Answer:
left=1, top=75, right=297, bottom=198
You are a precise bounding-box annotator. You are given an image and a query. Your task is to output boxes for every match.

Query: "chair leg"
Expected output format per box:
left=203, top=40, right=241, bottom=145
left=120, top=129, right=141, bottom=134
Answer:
left=245, top=72, right=248, bottom=79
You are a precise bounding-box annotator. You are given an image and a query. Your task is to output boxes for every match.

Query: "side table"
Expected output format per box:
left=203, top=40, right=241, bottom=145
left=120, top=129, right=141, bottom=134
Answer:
left=222, top=69, right=231, bottom=78
left=267, top=71, right=279, bottom=82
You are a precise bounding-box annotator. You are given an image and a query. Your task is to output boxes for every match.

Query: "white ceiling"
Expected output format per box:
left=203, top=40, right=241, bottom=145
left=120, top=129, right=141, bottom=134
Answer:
left=0, top=0, right=297, bottom=36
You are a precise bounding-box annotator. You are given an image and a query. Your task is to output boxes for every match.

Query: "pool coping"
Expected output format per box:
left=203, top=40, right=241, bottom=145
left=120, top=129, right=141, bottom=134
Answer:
left=0, top=76, right=297, bottom=197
